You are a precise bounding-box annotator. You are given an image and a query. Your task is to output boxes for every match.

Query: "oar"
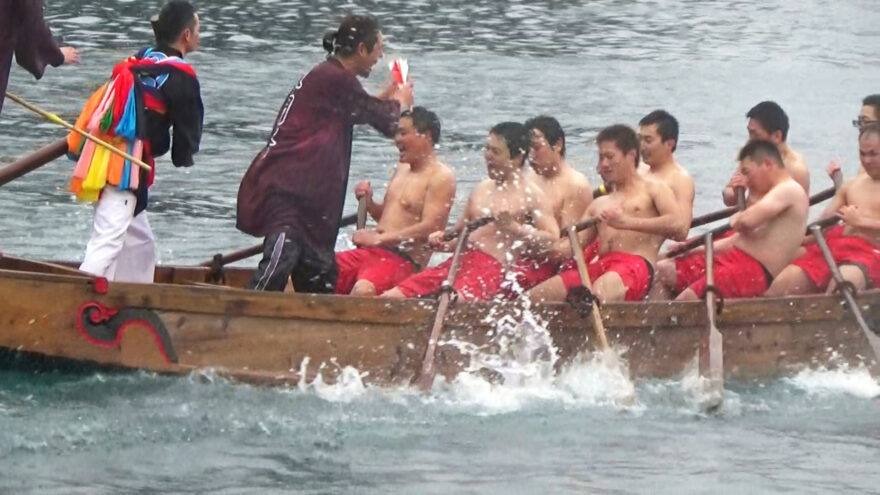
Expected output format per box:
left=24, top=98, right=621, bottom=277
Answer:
left=667, top=182, right=841, bottom=258
left=809, top=223, right=880, bottom=360
left=735, top=186, right=746, bottom=211
left=564, top=217, right=609, bottom=350
left=200, top=212, right=360, bottom=268
left=690, top=183, right=837, bottom=229
left=700, top=232, right=724, bottom=411
left=356, top=196, right=368, bottom=230
left=6, top=92, right=151, bottom=171
left=413, top=216, right=493, bottom=392
left=0, top=138, right=68, bottom=187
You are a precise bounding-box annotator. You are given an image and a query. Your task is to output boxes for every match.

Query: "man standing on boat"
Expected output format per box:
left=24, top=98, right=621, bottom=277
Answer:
left=382, top=122, right=559, bottom=301
left=722, top=101, right=810, bottom=204
left=336, top=107, right=455, bottom=296
left=0, top=0, right=80, bottom=116
left=508, top=115, right=594, bottom=293
left=765, top=124, right=880, bottom=296
left=527, top=125, right=680, bottom=304
left=76, top=0, right=203, bottom=283
left=668, top=140, right=809, bottom=301
left=237, top=14, right=413, bottom=293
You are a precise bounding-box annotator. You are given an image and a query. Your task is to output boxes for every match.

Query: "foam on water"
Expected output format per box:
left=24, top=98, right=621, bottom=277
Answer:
left=785, top=364, right=880, bottom=399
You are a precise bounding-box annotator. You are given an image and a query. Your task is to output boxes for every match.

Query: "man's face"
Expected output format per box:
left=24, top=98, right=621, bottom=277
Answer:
left=738, top=157, right=769, bottom=193
left=859, top=132, right=880, bottom=179
left=394, top=117, right=430, bottom=164
left=746, top=118, right=779, bottom=143
left=528, top=128, right=561, bottom=174
left=638, top=123, right=671, bottom=166
left=597, top=140, right=634, bottom=184
left=183, top=14, right=200, bottom=53
left=856, top=105, right=879, bottom=130
left=356, top=32, right=384, bottom=78
left=485, top=133, right=515, bottom=180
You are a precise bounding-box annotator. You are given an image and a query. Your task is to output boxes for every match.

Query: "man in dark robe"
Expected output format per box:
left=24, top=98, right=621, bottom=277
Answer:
left=0, top=0, right=79, bottom=116
left=237, top=14, right=413, bottom=293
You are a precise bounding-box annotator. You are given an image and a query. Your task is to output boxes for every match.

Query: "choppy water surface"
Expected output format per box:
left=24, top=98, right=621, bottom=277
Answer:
left=1, top=0, right=879, bottom=492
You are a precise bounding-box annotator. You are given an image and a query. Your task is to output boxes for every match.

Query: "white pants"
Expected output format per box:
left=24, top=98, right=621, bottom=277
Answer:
left=79, top=187, right=156, bottom=283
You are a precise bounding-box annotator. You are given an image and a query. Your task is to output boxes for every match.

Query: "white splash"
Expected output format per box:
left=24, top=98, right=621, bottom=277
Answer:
left=785, top=365, right=880, bottom=399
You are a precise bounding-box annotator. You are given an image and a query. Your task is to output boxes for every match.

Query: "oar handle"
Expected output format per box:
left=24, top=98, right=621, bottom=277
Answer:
left=6, top=92, right=152, bottom=172
left=562, top=216, right=601, bottom=237
left=735, top=187, right=746, bottom=211
left=441, top=216, right=493, bottom=242
left=831, top=169, right=843, bottom=191
left=356, top=196, right=368, bottom=230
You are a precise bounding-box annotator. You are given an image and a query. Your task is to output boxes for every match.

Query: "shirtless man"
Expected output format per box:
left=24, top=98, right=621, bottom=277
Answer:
left=335, top=107, right=455, bottom=296
left=382, top=122, right=558, bottom=301
left=673, top=140, right=809, bottom=301
left=723, top=101, right=810, bottom=206
left=528, top=124, right=680, bottom=304
left=765, top=124, right=880, bottom=296
left=854, top=94, right=879, bottom=130
left=511, top=115, right=593, bottom=292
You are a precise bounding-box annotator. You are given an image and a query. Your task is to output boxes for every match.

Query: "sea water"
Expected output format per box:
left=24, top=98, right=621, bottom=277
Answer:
left=1, top=0, right=879, bottom=492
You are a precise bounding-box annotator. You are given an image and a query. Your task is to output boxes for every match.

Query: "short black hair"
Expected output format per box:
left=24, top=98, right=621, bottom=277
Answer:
left=746, top=101, right=789, bottom=141
left=490, top=122, right=529, bottom=163
left=597, top=124, right=640, bottom=166
left=151, top=1, right=197, bottom=46
left=860, top=122, right=880, bottom=141
left=401, top=106, right=441, bottom=144
left=738, top=139, right=784, bottom=168
left=322, top=15, right=380, bottom=58
left=863, top=94, right=880, bottom=115
left=639, top=109, right=679, bottom=152
left=524, top=115, right=566, bottom=156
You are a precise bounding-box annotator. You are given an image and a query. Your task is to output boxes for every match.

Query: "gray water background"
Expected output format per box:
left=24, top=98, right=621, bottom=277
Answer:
left=1, top=0, right=879, bottom=492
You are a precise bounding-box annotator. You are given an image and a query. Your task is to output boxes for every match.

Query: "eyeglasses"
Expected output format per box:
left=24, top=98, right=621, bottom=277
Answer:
left=853, top=116, right=878, bottom=128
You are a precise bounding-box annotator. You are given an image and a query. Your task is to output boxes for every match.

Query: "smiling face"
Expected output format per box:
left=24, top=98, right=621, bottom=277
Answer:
left=859, top=131, right=880, bottom=180
left=638, top=123, right=672, bottom=166
left=394, top=116, right=432, bottom=165
left=597, top=140, right=636, bottom=184
left=354, top=31, right=384, bottom=78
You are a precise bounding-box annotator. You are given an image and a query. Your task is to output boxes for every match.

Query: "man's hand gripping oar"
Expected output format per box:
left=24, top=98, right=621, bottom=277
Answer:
left=413, top=216, right=494, bottom=392
left=563, top=216, right=609, bottom=350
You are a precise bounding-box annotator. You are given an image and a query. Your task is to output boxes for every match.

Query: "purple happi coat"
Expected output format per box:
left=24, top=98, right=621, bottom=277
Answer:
left=0, top=0, right=65, bottom=116
left=236, top=58, right=400, bottom=254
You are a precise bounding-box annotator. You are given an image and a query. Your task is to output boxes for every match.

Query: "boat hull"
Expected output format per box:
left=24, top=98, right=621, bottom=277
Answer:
left=1, top=259, right=877, bottom=386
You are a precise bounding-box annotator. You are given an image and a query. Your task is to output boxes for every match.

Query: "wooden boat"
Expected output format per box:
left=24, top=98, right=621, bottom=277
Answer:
left=1, top=253, right=878, bottom=387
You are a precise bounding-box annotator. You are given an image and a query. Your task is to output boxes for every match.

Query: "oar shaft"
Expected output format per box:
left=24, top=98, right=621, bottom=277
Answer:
left=356, top=196, right=368, bottom=230
left=565, top=216, right=601, bottom=237
left=568, top=227, right=609, bottom=350
left=0, top=138, right=67, bottom=187
left=6, top=92, right=152, bottom=172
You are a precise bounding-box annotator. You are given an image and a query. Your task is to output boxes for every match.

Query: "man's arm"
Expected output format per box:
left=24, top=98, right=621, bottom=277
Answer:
left=559, top=173, right=593, bottom=229
left=377, top=171, right=456, bottom=246
left=603, top=181, right=685, bottom=240
left=730, top=182, right=798, bottom=233
left=165, top=71, right=204, bottom=167
left=341, top=76, right=402, bottom=138
left=722, top=169, right=748, bottom=207
left=675, top=175, right=696, bottom=232
left=13, top=0, right=65, bottom=78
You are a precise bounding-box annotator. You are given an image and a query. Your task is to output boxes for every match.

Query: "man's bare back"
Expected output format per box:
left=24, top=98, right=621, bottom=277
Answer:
left=525, top=164, right=592, bottom=229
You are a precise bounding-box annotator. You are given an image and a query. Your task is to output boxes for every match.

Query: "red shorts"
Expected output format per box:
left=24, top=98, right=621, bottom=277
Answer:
left=509, top=257, right=558, bottom=292
left=792, top=229, right=880, bottom=290
left=559, top=252, right=655, bottom=302
left=673, top=229, right=736, bottom=294
left=335, top=247, right=416, bottom=295
left=394, top=250, right=505, bottom=301
left=558, top=239, right=602, bottom=273
left=680, top=247, right=773, bottom=299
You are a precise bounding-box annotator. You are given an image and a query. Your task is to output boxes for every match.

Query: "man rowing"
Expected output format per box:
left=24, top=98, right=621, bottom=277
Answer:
left=75, top=0, right=203, bottom=283
left=509, top=115, right=593, bottom=293
left=527, top=124, right=680, bottom=304
left=660, top=139, right=809, bottom=301
left=382, top=122, right=558, bottom=301
left=336, top=107, right=456, bottom=296
left=722, top=101, right=810, bottom=205
left=236, top=14, right=413, bottom=293
left=765, top=124, right=880, bottom=296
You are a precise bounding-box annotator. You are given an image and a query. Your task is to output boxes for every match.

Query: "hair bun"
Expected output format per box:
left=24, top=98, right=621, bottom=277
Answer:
left=322, top=31, right=337, bottom=54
